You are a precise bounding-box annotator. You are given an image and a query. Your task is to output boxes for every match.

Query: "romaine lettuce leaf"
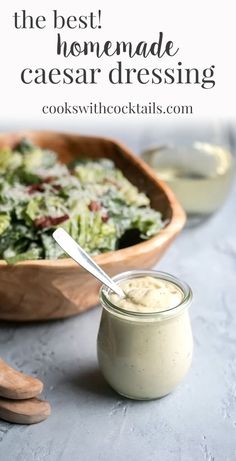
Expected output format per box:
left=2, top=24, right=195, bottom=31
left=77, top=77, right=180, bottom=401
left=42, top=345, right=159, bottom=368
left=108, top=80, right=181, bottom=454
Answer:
left=0, top=139, right=164, bottom=263
left=0, top=214, right=10, bottom=235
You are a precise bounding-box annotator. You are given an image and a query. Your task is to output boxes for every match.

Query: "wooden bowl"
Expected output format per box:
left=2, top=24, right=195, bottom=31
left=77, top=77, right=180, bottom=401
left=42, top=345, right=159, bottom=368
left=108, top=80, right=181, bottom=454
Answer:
left=0, top=131, right=186, bottom=321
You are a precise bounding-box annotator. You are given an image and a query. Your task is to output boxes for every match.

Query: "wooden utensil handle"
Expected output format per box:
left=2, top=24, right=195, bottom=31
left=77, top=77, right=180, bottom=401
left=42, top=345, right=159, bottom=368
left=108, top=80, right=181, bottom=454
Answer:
left=0, top=358, right=43, bottom=400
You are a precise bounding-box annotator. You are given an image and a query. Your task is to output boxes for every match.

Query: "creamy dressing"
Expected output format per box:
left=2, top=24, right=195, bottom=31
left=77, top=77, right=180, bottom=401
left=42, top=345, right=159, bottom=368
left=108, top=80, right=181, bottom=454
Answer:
left=97, top=273, right=193, bottom=400
left=108, top=276, right=183, bottom=312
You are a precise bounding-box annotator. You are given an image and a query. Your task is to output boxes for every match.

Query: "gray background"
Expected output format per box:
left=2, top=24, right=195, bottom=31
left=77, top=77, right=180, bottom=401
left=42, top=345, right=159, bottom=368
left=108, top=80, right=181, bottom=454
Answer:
left=0, top=123, right=236, bottom=461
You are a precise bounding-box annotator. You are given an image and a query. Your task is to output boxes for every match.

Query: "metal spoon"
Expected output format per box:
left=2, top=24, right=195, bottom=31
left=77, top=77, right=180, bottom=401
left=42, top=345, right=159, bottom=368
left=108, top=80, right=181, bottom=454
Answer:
left=53, top=228, right=125, bottom=298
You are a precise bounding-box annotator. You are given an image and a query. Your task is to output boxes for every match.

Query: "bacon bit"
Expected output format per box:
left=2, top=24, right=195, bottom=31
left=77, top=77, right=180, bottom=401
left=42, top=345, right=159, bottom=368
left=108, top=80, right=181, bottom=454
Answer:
left=28, top=184, right=45, bottom=194
left=43, top=176, right=56, bottom=184
left=101, top=213, right=109, bottom=223
left=88, top=201, right=101, bottom=212
left=34, top=217, right=51, bottom=228
left=34, top=214, right=69, bottom=228
left=28, top=177, right=62, bottom=194
left=52, top=184, right=62, bottom=192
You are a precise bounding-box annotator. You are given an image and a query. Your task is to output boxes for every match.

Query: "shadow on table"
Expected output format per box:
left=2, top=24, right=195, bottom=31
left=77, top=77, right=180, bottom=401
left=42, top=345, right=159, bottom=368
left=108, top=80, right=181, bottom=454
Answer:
left=65, top=367, right=164, bottom=405
left=65, top=365, right=117, bottom=401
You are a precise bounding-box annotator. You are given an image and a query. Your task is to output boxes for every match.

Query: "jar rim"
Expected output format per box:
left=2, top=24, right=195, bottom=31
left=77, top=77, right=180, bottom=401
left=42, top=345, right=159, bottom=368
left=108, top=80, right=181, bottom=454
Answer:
left=100, top=270, right=193, bottom=319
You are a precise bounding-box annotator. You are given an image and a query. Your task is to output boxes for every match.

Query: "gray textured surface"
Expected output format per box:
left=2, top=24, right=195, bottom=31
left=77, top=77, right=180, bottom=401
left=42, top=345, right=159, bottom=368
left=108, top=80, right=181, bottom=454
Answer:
left=0, top=168, right=236, bottom=461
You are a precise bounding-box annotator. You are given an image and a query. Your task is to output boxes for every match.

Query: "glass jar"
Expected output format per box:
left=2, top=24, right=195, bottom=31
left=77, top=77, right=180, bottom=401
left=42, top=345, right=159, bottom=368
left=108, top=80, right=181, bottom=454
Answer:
left=97, top=270, right=193, bottom=400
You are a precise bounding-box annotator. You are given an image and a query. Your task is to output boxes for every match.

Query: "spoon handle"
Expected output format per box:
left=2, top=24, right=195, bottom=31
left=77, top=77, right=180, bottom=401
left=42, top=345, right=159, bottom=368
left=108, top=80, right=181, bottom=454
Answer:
left=53, top=228, right=125, bottom=298
left=0, top=397, right=51, bottom=424
left=0, top=358, right=43, bottom=400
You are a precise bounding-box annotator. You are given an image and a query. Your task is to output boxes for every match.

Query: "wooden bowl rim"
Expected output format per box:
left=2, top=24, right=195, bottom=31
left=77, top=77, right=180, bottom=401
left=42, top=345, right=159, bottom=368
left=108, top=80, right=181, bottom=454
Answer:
left=0, top=130, right=186, bottom=268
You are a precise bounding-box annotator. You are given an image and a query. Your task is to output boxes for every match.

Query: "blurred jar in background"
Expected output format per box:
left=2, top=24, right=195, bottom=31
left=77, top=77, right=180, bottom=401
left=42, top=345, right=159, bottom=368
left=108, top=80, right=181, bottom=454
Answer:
left=141, top=141, right=235, bottom=226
